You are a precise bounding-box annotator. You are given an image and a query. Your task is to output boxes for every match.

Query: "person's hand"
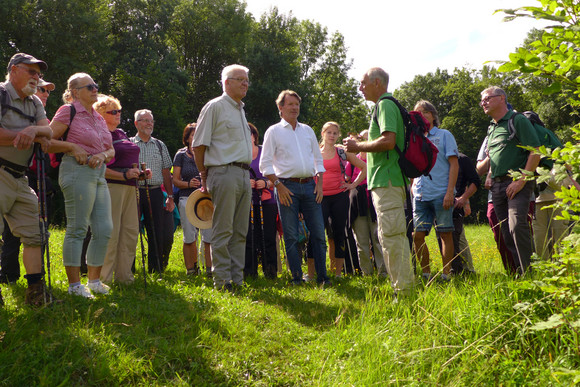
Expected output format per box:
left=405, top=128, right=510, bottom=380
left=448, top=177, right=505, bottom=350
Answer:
left=342, top=136, right=360, bottom=153
left=443, top=192, right=454, bottom=210
left=88, top=152, right=107, bottom=169
left=125, top=167, right=141, bottom=180
left=69, top=143, right=89, bottom=165
left=464, top=201, right=472, bottom=217
left=13, top=126, right=37, bottom=150
left=454, top=195, right=467, bottom=209
left=276, top=183, right=294, bottom=206
left=255, top=179, right=266, bottom=190
left=506, top=179, right=526, bottom=200
left=165, top=197, right=175, bottom=212
left=189, top=177, right=201, bottom=188
left=484, top=174, right=493, bottom=190
left=250, top=178, right=256, bottom=189
left=36, top=137, right=51, bottom=153
left=314, top=179, right=324, bottom=203
left=200, top=170, right=208, bottom=193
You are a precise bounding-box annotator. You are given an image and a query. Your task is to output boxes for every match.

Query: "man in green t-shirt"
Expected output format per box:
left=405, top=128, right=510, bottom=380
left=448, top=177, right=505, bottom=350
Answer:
left=343, top=67, right=414, bottom=297
left=478, top=86, right=540, bottom=275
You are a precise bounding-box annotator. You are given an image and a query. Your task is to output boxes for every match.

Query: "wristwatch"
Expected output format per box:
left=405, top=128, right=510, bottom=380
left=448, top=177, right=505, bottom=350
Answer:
left=274, top=179, right=281, bottom=187
left=168, top=195, right=174, bottom=199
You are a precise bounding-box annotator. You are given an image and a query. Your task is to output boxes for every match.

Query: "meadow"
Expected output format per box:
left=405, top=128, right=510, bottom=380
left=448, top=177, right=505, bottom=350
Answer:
left=0, top=224, right=575, bottom=386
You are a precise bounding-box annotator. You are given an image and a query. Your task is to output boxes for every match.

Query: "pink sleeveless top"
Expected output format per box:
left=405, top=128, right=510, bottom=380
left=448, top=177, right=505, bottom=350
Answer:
left=322, top=151, right=345, bottom=196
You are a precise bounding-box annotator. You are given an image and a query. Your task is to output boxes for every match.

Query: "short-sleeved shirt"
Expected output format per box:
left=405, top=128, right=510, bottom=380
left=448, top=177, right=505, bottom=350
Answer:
left=366, top=92, right=407, bottom=190
left=173, top=147, right=200, bottom=198
left=192, top=93, right=252, bottom=166
left=455, top=153, right=481, bottom=198
left=106, top=128, right=140, bottom=186
left=52, top=101, right=112, bottom=155
left=487, top=110, right=540, bottom=178
left=130, top=135, right=173, bottom=187
left=0, top=82, right=47, bottom=166
left=413, top=126, right=459, bottom=201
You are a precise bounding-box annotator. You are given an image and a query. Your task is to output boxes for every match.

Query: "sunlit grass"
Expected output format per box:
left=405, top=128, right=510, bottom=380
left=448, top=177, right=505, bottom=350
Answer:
left=0, top=225, right=573, bottom=385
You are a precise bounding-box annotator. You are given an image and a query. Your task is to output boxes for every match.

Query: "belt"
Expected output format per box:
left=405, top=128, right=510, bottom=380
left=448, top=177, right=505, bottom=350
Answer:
left=493, top=175, right=512, bottom=183
left=0, top=158, right=27, bottom=179
left=228, top=162, right=251, bottom=170
left=283, top=177, right=314, bottom=184
left=139, top=185, right=161, bottom=189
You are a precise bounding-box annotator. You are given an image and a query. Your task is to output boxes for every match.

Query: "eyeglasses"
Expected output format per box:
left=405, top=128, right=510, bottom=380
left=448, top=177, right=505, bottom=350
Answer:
left=227, top=77, right=250, bottom=85
left=38, top=87, right=50, bottom=94
left=76, top=83, right=99, bottom=92
left=480, top=95, right=501, bottom=105
left=16, top=65, right=43, bottom=79
left=106, top=109, right=122, bottom=115
left=137, top=119, right=155, bottom=124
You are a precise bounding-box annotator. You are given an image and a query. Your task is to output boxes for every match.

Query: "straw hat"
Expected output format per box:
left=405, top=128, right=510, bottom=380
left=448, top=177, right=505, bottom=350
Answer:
left=185, top=189, right=213, bottom=229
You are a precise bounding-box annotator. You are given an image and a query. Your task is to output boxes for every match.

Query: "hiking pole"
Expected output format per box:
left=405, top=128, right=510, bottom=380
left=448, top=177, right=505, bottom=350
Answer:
left=134, top=163, right=147, bottom=291
left=141, top=162, right=161, bottom=273
left=258, top=191, right=268, bottom=276
left=35, top=145, right=52, bottom=303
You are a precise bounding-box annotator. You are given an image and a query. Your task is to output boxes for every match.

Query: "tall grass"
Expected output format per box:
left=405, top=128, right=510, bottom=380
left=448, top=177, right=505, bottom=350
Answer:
left=0, top=225, right=576, bottom=385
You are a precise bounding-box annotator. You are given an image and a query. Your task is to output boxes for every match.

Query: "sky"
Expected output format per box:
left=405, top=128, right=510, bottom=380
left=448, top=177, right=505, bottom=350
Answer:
left=243, top=0, right=546, bottom=90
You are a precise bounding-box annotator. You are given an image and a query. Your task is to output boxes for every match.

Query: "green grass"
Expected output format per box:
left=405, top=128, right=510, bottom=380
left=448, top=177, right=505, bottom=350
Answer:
left=0, top=225, right=577, bottom=385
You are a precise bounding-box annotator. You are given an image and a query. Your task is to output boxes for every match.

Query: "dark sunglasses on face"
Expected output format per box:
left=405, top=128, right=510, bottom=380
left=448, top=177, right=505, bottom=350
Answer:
left=106, top=109, right=122, bottom=115
left=38, top=87, right=50, bottom=94
left=76, top=83, right=99, bottom=92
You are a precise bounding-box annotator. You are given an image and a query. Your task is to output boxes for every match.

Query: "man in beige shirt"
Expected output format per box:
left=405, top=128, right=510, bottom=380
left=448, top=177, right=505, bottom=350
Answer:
left=192, top=64, right=253, bottom=290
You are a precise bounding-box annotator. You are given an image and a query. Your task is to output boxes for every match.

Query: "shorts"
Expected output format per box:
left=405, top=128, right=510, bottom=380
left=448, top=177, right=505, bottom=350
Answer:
left=412, top=195, right=454, bottom=233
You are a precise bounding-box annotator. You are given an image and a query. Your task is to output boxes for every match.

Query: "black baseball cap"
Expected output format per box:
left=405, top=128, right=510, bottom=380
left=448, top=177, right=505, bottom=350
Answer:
left=7, top=53, right=48, bottom=72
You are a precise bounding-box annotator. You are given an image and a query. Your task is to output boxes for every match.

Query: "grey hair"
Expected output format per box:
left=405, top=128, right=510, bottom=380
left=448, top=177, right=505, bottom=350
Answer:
left=367, top=67, right=389, bottom=90
left=221, top=64, right=249, bottom=91
left=134, top=109, right=153, bottom=122
left=481, top=86, right=507, bottom=100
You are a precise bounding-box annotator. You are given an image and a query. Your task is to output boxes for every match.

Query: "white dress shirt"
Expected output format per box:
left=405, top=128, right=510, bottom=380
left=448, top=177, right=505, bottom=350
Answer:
left=259, top=118, right=325, bottom=178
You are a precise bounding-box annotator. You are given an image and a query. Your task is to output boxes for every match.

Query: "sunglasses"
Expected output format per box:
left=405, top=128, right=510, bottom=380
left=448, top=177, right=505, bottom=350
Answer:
left=106, top=109, right=122, bottom=115
left=76, top=83, right=99, bottom=92
left=15, top=65, right=43, bottom=79
left=38, top=87, right=50, bottom=94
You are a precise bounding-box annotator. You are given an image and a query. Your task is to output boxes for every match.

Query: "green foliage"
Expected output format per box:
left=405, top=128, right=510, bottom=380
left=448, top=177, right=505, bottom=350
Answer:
left=498, top=1, right=580, bottom=381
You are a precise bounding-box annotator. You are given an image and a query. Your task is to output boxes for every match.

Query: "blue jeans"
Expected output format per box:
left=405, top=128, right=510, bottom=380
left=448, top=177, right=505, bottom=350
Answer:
left=59, top=156, right=112, bottom=267
left=276, top=180, right=328, bottom=283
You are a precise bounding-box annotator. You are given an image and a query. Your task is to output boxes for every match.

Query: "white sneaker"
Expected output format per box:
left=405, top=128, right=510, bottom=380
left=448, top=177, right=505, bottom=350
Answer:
left=303, top=274, right=314, bottom=283
left=87, top=281, right=110, bottom=295
left=68, top=284, right=95, bottom=299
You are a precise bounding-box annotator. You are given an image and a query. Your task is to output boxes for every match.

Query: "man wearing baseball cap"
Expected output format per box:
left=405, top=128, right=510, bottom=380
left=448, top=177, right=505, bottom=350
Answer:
left=0, top=53, right=54, bottom=306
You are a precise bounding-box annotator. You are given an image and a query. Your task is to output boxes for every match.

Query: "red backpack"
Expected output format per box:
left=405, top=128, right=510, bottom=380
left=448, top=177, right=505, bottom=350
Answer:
left=373, top=96, right=438, bottom=179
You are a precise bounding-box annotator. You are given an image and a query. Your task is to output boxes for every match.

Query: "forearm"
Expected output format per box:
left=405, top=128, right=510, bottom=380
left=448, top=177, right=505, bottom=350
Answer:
left=446, top=158, right=459, bottom=197
left=522, top=152, right=541, bottom=176
left=476, top=157, right=490, bottom=176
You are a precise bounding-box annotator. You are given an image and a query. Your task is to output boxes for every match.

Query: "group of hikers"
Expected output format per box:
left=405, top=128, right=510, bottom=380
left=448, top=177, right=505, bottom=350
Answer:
left=1, top=52, right=577, bottom=307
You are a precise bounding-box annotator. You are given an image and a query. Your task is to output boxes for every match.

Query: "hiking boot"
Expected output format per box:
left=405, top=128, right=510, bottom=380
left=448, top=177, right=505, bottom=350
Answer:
left=25, top=281, right=54, bottom=307
left=187, top=263, right=199, bottom=276
left=421, top=272, right=433, bottom=283
left=87, top=281, right=110, bottom=295
left=68, top=284, right=95, bottom=299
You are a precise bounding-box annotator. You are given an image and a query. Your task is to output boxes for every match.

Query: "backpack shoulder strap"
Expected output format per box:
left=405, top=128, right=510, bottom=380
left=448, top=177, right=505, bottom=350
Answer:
left=60, top=103, right=76, bottom=141
left=506, top=112, right=521, bottom=142
left=0, top=83, right=37, bottom=123
left=335, top=147, right=347, bottom=178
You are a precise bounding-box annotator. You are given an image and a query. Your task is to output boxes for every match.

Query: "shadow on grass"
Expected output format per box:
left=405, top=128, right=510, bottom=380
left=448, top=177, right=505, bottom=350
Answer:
left=0, top=275, right=231, bottom=385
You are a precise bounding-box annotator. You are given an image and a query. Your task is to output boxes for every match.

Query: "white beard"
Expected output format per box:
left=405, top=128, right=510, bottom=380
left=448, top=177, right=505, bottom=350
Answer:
left=22, top=84, right=37, bottom=96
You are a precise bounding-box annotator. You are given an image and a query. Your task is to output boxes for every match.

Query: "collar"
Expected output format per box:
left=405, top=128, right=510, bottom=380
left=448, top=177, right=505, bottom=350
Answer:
left=378, top=91, right=393, bottom=101
left=491, top=109, right=514, bottom=125
left=222, top=92, right=245, bottom=110
left=428, top=126, right=439, bottom=136
left=280, top=118, right=301, bottom=130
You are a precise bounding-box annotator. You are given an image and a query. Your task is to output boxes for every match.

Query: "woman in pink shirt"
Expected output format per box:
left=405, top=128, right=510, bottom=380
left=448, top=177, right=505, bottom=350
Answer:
left=319, top=121, right=366, bottom=276
left=49, top=73, right=114, bottom=299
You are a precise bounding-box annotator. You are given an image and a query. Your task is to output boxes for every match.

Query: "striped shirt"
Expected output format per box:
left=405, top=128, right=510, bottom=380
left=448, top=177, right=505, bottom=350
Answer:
left=130, top=135, right=172, bottom=187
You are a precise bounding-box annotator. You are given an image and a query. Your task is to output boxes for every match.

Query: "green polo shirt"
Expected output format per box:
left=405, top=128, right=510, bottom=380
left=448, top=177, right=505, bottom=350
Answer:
left=366, top=92, right=407, bottom=190
left=488, top=110, right=540, bottom=178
